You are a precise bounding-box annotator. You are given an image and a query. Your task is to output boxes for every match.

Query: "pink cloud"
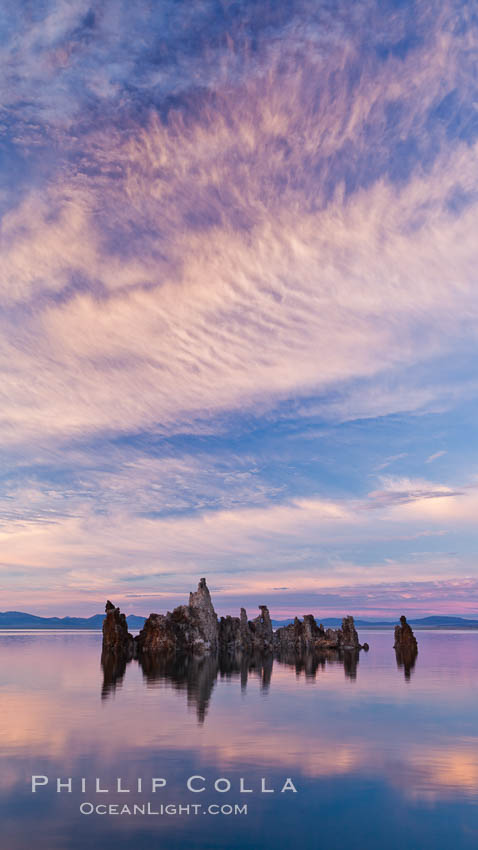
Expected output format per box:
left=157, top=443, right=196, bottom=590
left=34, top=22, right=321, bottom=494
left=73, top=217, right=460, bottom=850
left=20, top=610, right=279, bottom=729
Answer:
left=0, top=21, right=478, bottom=448
left=1, top=474, right=477, bottom=616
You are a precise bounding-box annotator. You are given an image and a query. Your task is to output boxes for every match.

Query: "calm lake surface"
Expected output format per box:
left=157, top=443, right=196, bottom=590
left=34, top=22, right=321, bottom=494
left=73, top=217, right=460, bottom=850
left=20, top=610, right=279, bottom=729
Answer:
left=0, top=630, right=477, bottom=849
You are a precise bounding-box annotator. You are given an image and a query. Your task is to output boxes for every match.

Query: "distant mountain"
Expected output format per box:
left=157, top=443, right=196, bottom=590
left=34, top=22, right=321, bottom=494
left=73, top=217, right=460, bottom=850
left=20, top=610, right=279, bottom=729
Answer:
left=271, top=615, right=478, bottom=629
left=0, top=611, right=146, bottom=629
left=1, top=611, right=477, bottom=630
left=409, top=615, right=478, bottom=626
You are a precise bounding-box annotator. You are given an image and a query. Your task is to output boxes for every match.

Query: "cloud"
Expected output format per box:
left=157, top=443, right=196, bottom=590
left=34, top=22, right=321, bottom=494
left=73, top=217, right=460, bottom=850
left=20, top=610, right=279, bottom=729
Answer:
left=367, top=476, right=462, bottom=508
left=1, top=0, right=478, bottom=613
left=0, top=451, right=282, bottom=522
left=374, top=453, right=408, bottom=471
left=2, top=134, right=478, bottom=447
left=426, top=450, right=447, bottom=463
left=0, top=1, right=478, bottom=449
left=1, top=465, right=477, bottom=615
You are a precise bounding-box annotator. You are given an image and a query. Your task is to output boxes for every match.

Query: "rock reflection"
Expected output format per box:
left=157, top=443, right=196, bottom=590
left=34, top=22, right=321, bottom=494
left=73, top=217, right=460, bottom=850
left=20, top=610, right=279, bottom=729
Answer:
left=395, top=646, right=418, bottom=681
left=275, top=648, right=361, bottom=681
left=140, top=652, right=219, bottom=723
left=101, top=646, right=361, bottom=718
left=100, top=647, right=132, bottom=699
left=139, top=650, right=273, bottom=722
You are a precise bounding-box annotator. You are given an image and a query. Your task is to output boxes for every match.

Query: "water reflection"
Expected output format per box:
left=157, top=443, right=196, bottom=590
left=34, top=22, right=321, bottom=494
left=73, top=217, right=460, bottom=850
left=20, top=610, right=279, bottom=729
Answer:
left=274, top=647, right=361, bottom=680
left=395, top=645, right=418, bottom=681
left=1, top=631, right=478, bottom=850
left=102, top=647, right=361, bottom=718
left=140, top=651, right=273, bottom=722
left=100, top=648, right=130, bottom=699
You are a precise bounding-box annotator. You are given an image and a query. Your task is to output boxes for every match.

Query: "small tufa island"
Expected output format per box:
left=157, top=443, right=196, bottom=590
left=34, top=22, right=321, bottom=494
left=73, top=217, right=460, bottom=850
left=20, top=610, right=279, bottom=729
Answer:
left=394, top=614, right=418, bottom=654
left=393, top=614, right=418, bottom=679
left=102, top=577, right=369, bottom=659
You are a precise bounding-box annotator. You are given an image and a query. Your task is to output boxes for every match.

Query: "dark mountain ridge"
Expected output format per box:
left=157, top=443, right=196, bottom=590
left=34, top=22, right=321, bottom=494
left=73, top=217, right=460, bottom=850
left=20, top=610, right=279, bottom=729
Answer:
left=1, top=611, right=478, bottom=630
left=0, top=611, right=146, bottom=629
left=271, top=615, right=478, bottom=629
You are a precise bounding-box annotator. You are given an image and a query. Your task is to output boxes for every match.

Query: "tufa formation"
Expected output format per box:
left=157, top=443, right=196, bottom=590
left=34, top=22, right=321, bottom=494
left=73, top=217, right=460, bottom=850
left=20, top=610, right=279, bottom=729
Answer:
left=394, top=615, right=418, bottom=680
left=102, top=600, right=134, bottom=658
left=394, top=615, right=418, bottom=654
left=274, top=613, right=364, bottom=652
left=102, top=578, right=367, bottom=658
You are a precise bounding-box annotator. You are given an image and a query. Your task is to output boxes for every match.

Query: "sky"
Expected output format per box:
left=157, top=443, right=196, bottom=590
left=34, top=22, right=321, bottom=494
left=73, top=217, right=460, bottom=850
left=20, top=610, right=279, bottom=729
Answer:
left=1, top=0, right=478, bottom=619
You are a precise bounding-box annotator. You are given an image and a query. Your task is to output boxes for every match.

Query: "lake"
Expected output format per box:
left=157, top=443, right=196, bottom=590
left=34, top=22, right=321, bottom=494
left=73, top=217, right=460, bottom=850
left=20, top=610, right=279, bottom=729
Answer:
left=0, top=630, right=477, bottom=849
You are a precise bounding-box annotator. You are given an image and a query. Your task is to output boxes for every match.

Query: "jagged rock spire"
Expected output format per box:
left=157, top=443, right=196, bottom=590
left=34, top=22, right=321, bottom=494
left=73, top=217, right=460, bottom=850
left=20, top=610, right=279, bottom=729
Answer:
left=394, top=615, right=418, bottom=652
left=103, top=579, right=367, bottom=658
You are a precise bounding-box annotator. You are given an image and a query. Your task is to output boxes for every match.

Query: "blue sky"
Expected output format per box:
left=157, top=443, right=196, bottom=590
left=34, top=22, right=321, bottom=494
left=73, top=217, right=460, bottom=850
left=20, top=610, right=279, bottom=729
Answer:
left=0, top=0, right=478, bottom=617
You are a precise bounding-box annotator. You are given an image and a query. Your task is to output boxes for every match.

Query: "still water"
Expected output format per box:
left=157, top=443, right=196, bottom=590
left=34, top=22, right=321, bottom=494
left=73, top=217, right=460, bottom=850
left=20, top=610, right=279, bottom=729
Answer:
left=0, top=630, right=477, bottom=849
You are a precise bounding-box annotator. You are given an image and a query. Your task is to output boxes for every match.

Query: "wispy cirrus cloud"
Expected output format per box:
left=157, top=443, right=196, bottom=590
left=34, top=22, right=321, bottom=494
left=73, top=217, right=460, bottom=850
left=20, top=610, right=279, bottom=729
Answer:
left=1, top=465, right=477, bottom=615
left=1, top=0, right=478, bottom=613
left=374, top=453, right=409, bottom=472
left=367, top=476, right=463, bottom=508
left=426, top=450, right=447, bottom=463
left=1, top=0, right=478, bottom=449
left=2, top=135, right=478, bottom=447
